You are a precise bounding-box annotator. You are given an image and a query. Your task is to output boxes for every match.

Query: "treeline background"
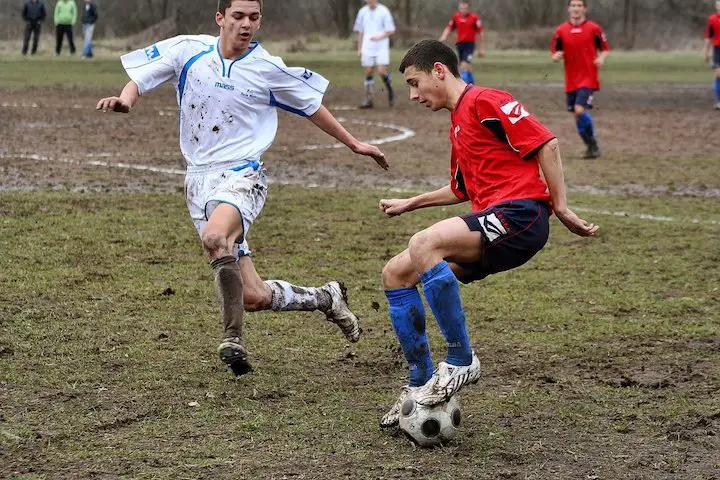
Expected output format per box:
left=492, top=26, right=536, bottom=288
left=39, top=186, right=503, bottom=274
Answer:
left=1, top=0, right=713, bottom=49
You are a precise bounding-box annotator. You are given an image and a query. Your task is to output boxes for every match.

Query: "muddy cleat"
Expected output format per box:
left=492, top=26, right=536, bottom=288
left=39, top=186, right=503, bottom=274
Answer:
left=359, top=98, right=374, bottom=109
left=218, top=337, right=252, bottom=377
left=321, top=281, right=361, bottom=343
left=413, top=353, right=481, bottom=406
left=583, top=139, right=601, bottom=159
left=715, top=102, right=720, bottom=110
left=380, top=385, right=417, bottom=428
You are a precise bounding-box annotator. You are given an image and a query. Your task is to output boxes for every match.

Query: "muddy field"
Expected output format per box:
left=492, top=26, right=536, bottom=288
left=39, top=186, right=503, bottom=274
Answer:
left=1, top=80, right=719, bottom=480
left=1, top=83, right=719, bottom=196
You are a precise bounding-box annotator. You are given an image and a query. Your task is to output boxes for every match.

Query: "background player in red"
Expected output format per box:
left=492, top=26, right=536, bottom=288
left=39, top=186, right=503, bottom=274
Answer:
left=439, top=0, right=484, bottom=85
left=377, top=39, right=598, bottom=428
left=551, top=0, right=609, bottom=159
left=704, top=0, right=720, bottom=109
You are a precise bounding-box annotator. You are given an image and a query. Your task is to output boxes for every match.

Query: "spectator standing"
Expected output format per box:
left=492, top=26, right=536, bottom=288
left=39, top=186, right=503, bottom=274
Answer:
left=55, top=0, right=77, bottom=56
left=81, top=0, right=99, bottom=58
left=21, top=0, right=47, bottom=56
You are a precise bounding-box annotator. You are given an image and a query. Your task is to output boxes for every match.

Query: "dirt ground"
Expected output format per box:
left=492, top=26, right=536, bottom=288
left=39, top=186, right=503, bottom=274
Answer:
left=1, top=84, right=719, bottom=196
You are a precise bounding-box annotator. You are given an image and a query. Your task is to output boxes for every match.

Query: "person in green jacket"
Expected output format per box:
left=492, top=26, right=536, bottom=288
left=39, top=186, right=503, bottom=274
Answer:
left=54, top=0, right=77, bottom=55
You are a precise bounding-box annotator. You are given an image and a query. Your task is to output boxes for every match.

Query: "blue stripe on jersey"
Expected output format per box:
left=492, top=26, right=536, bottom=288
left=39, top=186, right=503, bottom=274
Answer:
left=258, top=58, right=325, bottom=94
left=228, top=42, right=259, bottom=78
left=216, top=39, right=226, bottom=77
left=230, top=160, right=261, bottom=171
left=178, top=45, right=214, bottom=108
left=269, top=90, right=308, bottom=117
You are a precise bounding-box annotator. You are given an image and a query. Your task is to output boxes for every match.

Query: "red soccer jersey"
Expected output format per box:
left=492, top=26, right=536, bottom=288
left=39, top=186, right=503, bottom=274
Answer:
left=449, top=86, right=555, bottom=212
left=448, top=12, right=483, bottom=44
left=551, top=20, right=609, bottom=92
left=706, top=13, right=720, bottom=47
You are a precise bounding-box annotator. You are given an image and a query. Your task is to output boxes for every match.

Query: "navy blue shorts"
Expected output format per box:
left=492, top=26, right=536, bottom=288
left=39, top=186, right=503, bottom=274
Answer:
left=566, top=87, right=595, bottom=112
left=456, top=42, right=475, bottom=63
left=713, top=46, right=720, bottom=70
left=455, top=199, right=550, bottom=283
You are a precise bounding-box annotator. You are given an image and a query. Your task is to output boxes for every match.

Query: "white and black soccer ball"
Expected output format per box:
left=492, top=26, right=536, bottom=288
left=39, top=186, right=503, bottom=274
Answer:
left=399, top=394, right=461, bottom=447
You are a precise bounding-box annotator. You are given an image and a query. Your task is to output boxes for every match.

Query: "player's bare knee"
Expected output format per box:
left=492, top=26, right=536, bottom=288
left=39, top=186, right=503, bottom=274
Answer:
left=202, top=231, right=229, bottom=258
left=382, top=259, right=403, bottom=289
left=573, top=105, right=585, bottom=115
left=408, top=229, right=439, bottom=259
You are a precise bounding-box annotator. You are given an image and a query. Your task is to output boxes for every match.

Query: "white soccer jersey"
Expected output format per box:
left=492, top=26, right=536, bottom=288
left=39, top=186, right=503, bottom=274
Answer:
left=120, top=35, right=329, bottom=168
left=353, top=4, right=395, bottom=56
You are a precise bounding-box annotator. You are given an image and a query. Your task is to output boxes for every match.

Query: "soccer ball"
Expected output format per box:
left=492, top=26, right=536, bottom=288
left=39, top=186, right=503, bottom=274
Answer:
left=399, top=394, right=461, bottom=447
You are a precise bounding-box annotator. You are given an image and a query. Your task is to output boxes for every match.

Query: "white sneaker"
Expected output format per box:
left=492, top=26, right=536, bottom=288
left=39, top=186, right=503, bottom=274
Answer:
left=413, top=353, right=481, bottom=406
left=380, top=385, right=417, bottom=428
left=322, top=281, right=360, bottom=343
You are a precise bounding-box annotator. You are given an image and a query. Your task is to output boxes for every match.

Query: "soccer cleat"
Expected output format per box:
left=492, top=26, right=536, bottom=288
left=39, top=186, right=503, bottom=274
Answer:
left=583, top=139, right=601, bottom=159
left=218, top=337, right=253, bottom=377
left=715, top=102, right=720, bottom=110
left=388, top=88, right=395, bottom=107
left=380, top=385, right=417, bottom=428
left=359, top=98, right=374, bottom=109
left=321, top=281, right=361, bottom=343
left=413, top=353, right=481, bottom=406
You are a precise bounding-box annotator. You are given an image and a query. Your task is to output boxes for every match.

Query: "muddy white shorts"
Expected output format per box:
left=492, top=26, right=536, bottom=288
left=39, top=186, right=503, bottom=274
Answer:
left=185, top=160, right=268, bottom=258
left=361, top=50, right=390, bottom=68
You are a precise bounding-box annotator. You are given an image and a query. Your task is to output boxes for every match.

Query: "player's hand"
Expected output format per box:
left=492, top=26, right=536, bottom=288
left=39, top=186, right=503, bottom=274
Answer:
left=370, top=34, right=383, bottom=41
left=478, top=49, right=485, bottom=58
left=594, top=57, right=605, bottom=67
left=354, top=142, right=389, bottom=170
left=555, top=208, right=599, bottom=237
left=705, top=52, right=711, bottom=64
left=552, top=51, right=564, bottom=62
left=379, top=198, right=412, bottom=217
left=96, top=96, right=131, bottom=113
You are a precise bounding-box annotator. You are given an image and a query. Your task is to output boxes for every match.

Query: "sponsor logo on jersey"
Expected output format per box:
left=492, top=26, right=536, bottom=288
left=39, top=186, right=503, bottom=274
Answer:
left=500, top=101, right=530, bottom=125
left=145, top=45, right=160, bottom=61
left=214, top=82, right=235, bottom=91
left=302, top=69, right=313, bottom=80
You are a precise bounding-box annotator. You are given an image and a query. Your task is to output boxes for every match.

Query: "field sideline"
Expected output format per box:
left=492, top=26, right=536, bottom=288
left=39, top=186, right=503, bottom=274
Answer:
left=0, top=48, right=718, bottom=479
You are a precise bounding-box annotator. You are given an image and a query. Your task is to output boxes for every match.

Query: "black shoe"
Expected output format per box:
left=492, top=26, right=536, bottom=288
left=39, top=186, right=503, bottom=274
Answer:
left=359, top=99, right=373, bottom=109
left=388, top=88, right=395, bottom=107
left=583, top=140, right=601, bottom=159
left=218, top=337, right=253, bottom=377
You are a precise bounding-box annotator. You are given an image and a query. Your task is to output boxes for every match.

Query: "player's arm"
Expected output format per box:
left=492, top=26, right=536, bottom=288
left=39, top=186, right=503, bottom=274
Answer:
left=537, top=139, right=598, bottom=237
left=96, top=80, right=140, bottom=113
left=551, top=30, right=564, bottom=62
left=379, top=185, right=465, bottom=217
left=594, top=28, right=610, bottom=67
left=308, top=106, right=388, bottom=170
left=357, top=31, right=363, bottom=55
left=705, top=22, right=714, bottom=63
left=439, top=25, right=452, bottom=42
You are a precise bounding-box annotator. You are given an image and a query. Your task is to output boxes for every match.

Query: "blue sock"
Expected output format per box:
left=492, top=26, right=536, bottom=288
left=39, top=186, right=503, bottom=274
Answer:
left=386, top=287, right=434, bottom=387
left=467, top=71, right=475, bottom=84
left=576, top=112, right=595, bottom=144
left=715, top=78, right=720, bottom=102
left=420, top=261, right=472, bottom=366
left=460, top=71, right=471, bottom=84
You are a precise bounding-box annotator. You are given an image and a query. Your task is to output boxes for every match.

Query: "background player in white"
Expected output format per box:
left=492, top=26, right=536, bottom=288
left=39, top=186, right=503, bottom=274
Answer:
left=96, top=0, right=389, bottom=378
left=353, top=0, right=396, bottom=109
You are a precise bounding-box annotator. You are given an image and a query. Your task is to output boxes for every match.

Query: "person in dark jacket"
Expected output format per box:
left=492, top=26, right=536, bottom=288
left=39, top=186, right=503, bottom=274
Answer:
left=21, top=0, right=47, bottom=55
left=81, top=0, right=98, bottom=58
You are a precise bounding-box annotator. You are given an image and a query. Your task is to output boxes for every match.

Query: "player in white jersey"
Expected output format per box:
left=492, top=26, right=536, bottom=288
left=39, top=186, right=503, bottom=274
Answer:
left=96, top=0, right=389, bottom=378
left=353, top=0, right=396, bottom=109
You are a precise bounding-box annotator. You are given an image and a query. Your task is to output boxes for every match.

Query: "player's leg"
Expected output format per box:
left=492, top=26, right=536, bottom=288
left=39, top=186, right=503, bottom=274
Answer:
left=55, top=25, right=63, bottom=55
left=572, top=89, right=600, bottom=158
left=458, top=43, right=476, bottom=84
left=380, top=249, right=468, bottom=427
left=360, top=56, right=375, bottom=108
left=411, top=201, right=549, bottom=405
left=31, top=23, right=41, bottom=55
left=377, top=51, right=394, bottom=107
left=713, top=47, right=720, bottom=109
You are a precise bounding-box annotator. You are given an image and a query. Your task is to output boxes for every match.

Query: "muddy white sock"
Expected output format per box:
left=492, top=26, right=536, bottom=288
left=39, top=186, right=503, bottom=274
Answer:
left=265, top=280, right=332, bottom=312
left=211, top=256, right=244, bottom=340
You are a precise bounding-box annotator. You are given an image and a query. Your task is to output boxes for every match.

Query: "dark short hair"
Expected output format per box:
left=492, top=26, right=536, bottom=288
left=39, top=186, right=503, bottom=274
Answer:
left=217, top=0, right=263, bottom=14
left=399, top=40, right=460, bottom=78
left=568, top=0, right=587, bottom=5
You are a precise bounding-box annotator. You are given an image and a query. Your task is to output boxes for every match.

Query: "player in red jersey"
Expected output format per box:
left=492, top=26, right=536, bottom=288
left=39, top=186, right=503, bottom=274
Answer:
left=378, top=39, right=598, bottom=427
left=704, top=0, right=720, bottom=109
left=551, top=0, right=609, bottom=159
left=439, top=0, right=484, bottom=85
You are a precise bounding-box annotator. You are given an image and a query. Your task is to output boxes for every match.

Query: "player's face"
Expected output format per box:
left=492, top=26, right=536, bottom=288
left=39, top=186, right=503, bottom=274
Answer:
left=458, top=3, right=469, bottom=14
left=716, top=0, right=720, bottom=13
left=404, top=66, right=446, bottom=111
left=216, top=1, right=262, bottom=52
left=366, top=0, right=379, bottom=8
left=568, top=1, right=587, bottom=20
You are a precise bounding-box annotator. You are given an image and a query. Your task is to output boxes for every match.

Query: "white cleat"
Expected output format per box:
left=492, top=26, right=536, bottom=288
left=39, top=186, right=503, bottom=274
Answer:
left=322, top=281, right=361, bottom=343
left=413, top=352, right=481, bottom=406
left=715, top=102, right=720, bottom=110
left=380, top=385, right=417, bottom=428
